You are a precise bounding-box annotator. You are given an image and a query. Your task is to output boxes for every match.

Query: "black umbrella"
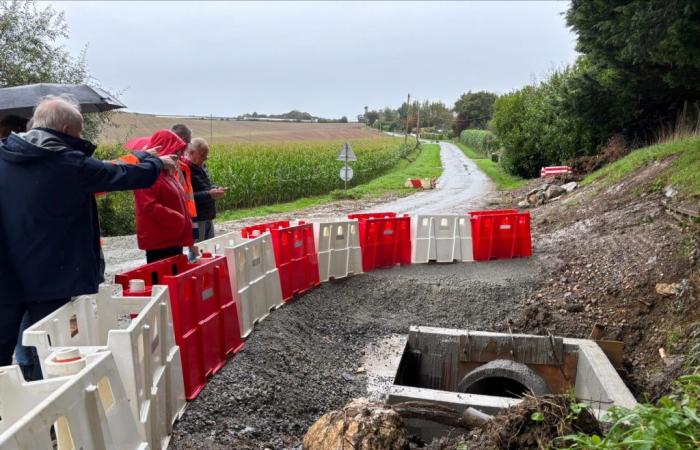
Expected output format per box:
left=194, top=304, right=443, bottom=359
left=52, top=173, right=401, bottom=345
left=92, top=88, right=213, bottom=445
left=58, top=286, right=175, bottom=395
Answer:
left=0, top=83, right=126, bottom=118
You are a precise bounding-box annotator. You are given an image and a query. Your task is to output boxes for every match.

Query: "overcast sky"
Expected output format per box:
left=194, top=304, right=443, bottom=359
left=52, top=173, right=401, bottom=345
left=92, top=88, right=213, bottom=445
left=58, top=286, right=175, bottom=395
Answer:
left=44, top=1, right=578, bottom=119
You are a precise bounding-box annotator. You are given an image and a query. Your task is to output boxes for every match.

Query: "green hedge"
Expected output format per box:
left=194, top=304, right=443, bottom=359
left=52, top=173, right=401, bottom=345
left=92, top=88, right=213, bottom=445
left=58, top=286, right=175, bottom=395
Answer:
left=459, top=129, right=500, bottom=155
left=420, top=132, right=445, bottom=140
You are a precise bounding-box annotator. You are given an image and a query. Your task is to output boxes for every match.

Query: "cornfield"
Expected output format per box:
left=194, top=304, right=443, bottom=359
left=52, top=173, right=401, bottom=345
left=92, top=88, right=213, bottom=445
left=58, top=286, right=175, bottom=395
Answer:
left=207, top=137, right=404, bottom=209
left=95, top=137, right=405, bottom=235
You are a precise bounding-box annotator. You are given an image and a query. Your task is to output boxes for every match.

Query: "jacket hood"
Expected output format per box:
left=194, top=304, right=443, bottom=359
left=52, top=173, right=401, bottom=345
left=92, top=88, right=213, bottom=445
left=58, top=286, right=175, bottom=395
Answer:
left=149, top=130, right=186, bottom=157
left=0, top=128, right=97, bottom=164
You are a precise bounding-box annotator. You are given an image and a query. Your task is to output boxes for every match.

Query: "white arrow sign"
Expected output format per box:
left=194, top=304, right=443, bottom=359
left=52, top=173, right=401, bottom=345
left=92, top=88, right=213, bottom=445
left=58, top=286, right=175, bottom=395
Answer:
left=339, top=166, right=354, bottom=181
left=336, top=143, right=357, bottom=161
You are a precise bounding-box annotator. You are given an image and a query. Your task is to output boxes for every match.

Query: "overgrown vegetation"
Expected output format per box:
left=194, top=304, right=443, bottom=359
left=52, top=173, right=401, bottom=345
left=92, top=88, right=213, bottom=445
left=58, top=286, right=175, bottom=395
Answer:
left=565, top=352, right=700, bottom=449
left=453, top=141, right=525, bottom=190
left=583, top=136, right=700, bottom=196
left=490, top=0, right=700, bottom=179
left=459, top=129, right=500, bottom=155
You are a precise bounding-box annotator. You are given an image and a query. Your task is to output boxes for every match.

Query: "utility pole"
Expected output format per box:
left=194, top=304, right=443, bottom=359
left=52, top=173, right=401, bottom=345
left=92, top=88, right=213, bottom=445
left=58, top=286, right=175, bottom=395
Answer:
left=404, top=93, right=410, bottom=147
left=416, top=101, right=420, bottom=142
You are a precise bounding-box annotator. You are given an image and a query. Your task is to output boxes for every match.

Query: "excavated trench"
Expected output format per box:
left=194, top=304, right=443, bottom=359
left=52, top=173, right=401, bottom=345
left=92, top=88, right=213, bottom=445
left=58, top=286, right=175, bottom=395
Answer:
left=168, top=259, right=543, bottom=449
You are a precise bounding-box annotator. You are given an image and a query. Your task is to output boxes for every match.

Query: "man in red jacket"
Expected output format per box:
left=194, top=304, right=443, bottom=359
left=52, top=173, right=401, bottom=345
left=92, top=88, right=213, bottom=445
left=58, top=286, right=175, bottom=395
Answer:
left=134, top=130, right=195, bottom=262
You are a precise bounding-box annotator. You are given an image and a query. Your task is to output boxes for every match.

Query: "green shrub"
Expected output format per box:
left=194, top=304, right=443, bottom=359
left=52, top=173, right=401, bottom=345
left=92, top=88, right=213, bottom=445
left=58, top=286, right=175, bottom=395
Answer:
left=459, top=129, right=499, bottom=155
left=563, top=373, right=700, bottom=449
left=420, top=132, right=445, bottom=141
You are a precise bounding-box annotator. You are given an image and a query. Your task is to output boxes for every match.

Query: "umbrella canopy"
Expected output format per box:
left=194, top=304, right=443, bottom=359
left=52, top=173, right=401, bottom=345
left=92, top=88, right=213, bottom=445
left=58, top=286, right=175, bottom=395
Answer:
left=0, top=83, right=126, bottom=118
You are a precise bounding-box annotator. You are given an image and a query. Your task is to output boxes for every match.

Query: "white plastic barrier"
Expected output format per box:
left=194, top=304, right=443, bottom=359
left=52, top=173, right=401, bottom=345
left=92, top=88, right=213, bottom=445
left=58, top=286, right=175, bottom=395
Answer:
left=411, top=214, right=474, bottom=263
left=198, top=231, right=283, bottom=338
left=312, top=219, right=363, bottom=282
left=22, top=285, right=185, bottom=450
left=0, top=351, right=148, bottom=450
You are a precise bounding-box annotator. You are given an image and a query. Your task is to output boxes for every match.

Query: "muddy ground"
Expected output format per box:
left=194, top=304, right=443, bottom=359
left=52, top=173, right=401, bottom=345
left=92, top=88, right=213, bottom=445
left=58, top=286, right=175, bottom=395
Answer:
left=497, top=160, right=700, bottom=402
left=169, top=260, right=543, bottom=449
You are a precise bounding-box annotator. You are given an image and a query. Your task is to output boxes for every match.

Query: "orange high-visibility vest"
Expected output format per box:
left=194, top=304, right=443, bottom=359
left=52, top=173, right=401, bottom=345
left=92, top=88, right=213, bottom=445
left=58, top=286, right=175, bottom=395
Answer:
left=177, top=162, right=198, bottom=218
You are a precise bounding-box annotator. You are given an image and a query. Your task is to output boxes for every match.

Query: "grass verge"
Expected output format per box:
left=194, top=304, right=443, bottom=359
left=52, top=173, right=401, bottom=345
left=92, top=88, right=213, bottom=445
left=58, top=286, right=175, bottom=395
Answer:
left=217, top=143, right=442, bottom=222
left=582, top=137, right=700, bottom=196
left=452, top=141, right=526, bottom=190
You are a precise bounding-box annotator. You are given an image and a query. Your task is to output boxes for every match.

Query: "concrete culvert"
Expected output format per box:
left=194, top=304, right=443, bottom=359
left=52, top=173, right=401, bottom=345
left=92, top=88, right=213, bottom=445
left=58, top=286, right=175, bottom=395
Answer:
left=457, top=359, right=550, bottom=398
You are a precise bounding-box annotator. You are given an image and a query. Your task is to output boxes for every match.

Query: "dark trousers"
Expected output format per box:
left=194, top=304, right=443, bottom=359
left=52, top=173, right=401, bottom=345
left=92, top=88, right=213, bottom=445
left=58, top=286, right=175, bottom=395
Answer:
left=192, top=220, right=215, bottom=243
left=146, top=246, right=183, bottom=263
left=0, top=298, right=71, bottom=379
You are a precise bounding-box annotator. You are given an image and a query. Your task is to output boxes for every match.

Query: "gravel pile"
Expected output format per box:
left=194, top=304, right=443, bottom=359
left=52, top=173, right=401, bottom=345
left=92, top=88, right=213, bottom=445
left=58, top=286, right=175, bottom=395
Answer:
left=170, top=260, right=541, bottom=449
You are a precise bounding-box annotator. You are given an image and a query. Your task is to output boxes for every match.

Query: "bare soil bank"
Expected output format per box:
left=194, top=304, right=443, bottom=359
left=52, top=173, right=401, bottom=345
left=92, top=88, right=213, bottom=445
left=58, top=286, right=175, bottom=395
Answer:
left=498, top=160, right=699, bottom=402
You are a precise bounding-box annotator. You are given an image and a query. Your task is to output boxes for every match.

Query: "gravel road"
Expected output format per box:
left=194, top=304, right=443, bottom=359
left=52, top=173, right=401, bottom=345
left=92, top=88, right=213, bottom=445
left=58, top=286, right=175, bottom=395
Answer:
left=100, top=142, right=536, bottom=449
left=365, top=141, right=494, bottom=214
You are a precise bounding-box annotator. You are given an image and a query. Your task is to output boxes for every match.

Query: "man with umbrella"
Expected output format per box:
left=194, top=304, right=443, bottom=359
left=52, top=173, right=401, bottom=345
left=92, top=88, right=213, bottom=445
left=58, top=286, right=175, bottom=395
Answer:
left=0, top=94, right=177, bottom=376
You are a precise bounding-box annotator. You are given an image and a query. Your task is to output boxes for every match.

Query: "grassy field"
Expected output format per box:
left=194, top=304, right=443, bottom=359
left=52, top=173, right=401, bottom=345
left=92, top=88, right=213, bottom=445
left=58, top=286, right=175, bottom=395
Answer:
left=216, top=143, right=443, bottom=222
left=583, top=136, right=700, bottom=196
left=100, top=112, right=381, bottom=144
left=453, top=141, right=526, bottom=190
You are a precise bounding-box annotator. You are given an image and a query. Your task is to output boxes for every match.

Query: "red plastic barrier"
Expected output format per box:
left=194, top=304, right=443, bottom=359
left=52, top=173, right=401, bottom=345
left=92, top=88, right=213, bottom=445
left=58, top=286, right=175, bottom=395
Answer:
left=241, top=221, right=319, bottom=302
left=241, top=220, right=290, bottom=238
left=348, top=212, right=396, bottom=221
left=115, top=254, right=244, bottom=400
left=540, top=166, right=572, bottom=177
left=470, top=210, right=532, bottom=261
left=349, top=213, right=411, bottom=272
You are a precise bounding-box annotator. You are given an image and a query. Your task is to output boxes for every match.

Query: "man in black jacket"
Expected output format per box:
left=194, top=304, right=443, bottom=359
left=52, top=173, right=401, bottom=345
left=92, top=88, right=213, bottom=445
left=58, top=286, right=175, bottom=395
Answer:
left=0, top=95, right=176, bottom=372
left=185, top=137, right=226, bottom=242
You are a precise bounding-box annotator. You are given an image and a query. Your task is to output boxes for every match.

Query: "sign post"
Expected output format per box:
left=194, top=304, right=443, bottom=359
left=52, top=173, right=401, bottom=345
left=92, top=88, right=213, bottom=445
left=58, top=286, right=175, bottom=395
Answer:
left=337, top=142, right=357, bottom=192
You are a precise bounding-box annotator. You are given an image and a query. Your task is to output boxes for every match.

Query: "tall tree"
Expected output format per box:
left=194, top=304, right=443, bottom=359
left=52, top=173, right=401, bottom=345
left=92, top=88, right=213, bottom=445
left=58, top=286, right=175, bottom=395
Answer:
left=452, top=91, right=498, bottom=135
left=0, top=0, right=86, bottom=87
left=566, top=0, right=700, bottom=138
left=0, top=0, right=109, bottom=141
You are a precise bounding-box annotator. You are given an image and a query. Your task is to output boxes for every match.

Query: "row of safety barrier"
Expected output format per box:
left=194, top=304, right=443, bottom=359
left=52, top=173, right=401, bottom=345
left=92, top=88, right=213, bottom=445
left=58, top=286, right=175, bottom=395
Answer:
left=1, top=286, right=186, bottom=449
left=1, top=209, right=531, bottom=449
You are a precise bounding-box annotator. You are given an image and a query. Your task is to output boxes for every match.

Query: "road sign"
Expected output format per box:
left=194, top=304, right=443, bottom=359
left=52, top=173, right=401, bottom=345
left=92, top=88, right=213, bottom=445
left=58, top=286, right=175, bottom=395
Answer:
left=339, top=166, right=354, bottom=181
left=336, top=143, right=357, bottom=161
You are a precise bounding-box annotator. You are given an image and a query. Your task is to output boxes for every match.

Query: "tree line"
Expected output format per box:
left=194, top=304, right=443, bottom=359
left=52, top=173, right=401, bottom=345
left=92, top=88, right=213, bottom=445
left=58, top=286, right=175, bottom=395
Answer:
left=365, top=1, right=700, bottom=178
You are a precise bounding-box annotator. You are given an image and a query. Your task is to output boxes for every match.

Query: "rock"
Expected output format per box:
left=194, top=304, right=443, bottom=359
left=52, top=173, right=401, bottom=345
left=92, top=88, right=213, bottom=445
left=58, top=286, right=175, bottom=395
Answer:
left=655, top=283, right=680, bottom=296
left=561, top=181, right=578, bottom=193
left=527, top=189, right=546, bottom=207
left=518, top=200, right=530, bottom=209
left=565, top=303, right=584, bottom=313
left=303, top=398, right=409, bottom=450
left=342, top=372, right=354, bottom=381
left=545, top=184, right=567, bottom=200
left=663, top=185, right=678, bottom=198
